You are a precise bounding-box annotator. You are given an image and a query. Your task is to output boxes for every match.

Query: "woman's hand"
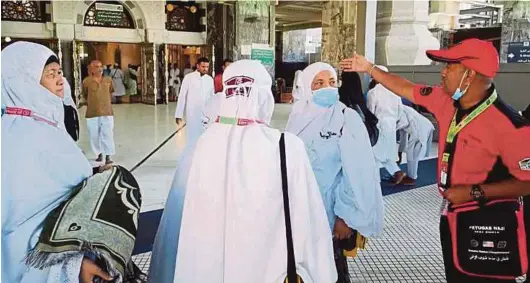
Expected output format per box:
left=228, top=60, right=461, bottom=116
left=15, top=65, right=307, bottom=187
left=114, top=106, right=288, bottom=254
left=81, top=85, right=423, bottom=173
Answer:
left=80, top=258, right=112, bottom=283
left=334, top=217, right=353, bottom=240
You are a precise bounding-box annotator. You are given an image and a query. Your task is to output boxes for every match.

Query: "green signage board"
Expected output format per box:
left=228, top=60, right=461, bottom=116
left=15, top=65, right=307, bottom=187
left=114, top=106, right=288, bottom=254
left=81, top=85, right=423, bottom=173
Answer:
left=251, top=48, right=274, bottom=66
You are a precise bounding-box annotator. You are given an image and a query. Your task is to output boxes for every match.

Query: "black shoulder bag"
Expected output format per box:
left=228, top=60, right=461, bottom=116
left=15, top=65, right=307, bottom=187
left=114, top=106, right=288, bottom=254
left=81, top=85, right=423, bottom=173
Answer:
left=279, top=134, right=304, bottom=283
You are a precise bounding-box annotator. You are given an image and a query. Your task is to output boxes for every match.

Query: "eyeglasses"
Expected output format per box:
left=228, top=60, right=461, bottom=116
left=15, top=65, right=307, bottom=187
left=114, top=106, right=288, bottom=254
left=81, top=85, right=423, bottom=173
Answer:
left=43, top=69, right=63, bottom=79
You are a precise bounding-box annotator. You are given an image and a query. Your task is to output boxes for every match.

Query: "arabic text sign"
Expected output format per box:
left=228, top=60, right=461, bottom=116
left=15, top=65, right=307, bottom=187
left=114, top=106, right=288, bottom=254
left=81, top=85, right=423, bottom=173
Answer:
left=507, top=42, right=530, bottom=63
left=95, top=3, right=124, bottom=25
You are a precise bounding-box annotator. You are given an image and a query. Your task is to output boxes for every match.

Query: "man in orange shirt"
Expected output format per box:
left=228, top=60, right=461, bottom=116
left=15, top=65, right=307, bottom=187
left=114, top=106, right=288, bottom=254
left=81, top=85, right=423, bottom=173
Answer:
left=214, top=59, right=233, bottom=93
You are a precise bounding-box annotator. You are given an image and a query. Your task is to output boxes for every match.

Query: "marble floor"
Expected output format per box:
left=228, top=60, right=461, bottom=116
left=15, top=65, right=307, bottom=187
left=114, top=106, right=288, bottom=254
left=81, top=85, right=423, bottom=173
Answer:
left=78, top=102, right=444, bottom=282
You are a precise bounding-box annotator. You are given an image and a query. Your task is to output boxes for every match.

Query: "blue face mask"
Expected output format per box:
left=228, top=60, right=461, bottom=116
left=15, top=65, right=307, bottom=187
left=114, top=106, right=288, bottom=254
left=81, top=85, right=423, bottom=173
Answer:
left=312, top=87, right=339, bottom=108
left=452, top=70, right=470, bottom=101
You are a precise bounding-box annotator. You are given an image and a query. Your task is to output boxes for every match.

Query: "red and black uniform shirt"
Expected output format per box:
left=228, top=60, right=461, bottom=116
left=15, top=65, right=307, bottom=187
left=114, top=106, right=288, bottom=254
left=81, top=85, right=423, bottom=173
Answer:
left=412, top=84, right=530, bottom=192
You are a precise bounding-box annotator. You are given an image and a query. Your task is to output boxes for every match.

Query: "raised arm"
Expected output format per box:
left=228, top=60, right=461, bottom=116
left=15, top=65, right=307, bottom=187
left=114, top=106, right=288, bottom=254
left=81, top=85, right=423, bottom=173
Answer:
left=340, top=54, right=416, bottom=103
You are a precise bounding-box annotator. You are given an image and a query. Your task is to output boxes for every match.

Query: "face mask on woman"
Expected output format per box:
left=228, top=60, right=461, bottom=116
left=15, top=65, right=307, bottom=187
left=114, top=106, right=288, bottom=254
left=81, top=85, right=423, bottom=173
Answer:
left=312, top=87, right=339, bottom=108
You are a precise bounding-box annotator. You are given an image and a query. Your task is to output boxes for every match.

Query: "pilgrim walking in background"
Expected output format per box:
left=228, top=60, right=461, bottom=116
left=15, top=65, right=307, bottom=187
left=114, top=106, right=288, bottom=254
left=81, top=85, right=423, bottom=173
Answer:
left=285, top=62, right=384, bottom=282
left=169, top=60, right=337, bottom=283
left=169, top=63, right=181, bottom=100
left=109, top=63, right=126, bottom=103
left=175, top=57, right=215, bottom=144
left=214, top=59, right=233, bottom=93
left=366, top=66, right=407, bottom=184
left=396, top=105, right=435, bottom=185
left=83, top=60, right=116, bottom=164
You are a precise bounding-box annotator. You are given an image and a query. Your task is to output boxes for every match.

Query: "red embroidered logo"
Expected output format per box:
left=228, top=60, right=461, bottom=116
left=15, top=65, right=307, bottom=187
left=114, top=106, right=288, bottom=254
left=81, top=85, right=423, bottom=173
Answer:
left=224, top=76, right=254, bottom=98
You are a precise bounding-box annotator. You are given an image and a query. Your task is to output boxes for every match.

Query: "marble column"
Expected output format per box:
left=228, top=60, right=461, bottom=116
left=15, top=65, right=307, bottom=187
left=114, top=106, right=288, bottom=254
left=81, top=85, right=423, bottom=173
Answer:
left=499, top=0, right=530, bottom=63
left=141, top=43, right=157, bottom=105
left=233, top=0, right=275, bottom=76
left=321, top=0, right=365, bottom=69
left=375, top=0, right=440, bottom=65
left=429, top=0, right=460, bottom=31
left=207, top=3, right=236, bottom=74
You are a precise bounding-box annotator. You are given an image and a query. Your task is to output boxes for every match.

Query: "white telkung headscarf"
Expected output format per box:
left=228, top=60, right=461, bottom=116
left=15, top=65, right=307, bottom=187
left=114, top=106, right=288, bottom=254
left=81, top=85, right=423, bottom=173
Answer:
left=174, top=60, right=337, bottom=283
left=285, top=62, right=384, bottom=238
left=291, top=70, right=303, bottom=102
left=1, top=42, right=92, bottom=282
left=286, top=62, right=337, bottom=134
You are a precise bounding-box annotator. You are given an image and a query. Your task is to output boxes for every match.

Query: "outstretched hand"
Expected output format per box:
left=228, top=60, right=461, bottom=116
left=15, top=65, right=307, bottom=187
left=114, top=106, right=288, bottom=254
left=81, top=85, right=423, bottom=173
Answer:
left=340, top=53, right=373, bottom=73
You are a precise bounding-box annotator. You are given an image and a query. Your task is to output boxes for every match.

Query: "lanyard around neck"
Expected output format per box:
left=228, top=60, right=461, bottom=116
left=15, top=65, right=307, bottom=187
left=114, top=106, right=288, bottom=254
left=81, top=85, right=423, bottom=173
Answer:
left=4, top=107, right=58, bottom=128
left=446, top=90, right=498, bottom=144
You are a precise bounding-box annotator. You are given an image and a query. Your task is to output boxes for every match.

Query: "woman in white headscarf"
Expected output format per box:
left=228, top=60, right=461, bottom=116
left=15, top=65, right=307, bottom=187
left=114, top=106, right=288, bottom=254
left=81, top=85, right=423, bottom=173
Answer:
left=170, top=60, right=337, bottom=283
left=285, top=62, right=384, bottom=283
left=2, top=42, right=112, bottom=282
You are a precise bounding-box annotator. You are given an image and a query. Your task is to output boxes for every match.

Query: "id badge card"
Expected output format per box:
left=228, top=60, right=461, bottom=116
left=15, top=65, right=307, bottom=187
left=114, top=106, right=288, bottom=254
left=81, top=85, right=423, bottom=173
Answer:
left=441, top=169, right=448, bottom=186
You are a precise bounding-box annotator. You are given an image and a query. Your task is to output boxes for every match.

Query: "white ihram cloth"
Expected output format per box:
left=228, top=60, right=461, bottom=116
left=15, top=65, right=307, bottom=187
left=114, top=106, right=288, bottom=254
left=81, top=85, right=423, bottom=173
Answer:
left=367, top=66, right=405, bottom=175
left=285, top=62, right=384, bottom=238
left=174, top=71, right=214, bottom=144
left=86, top=116, right=115, bottom=156
left=2, top=41, right=92, bottom=283
left=397, top=105, right=434, bottom=179
left=173, top=60, right=337, bottom=283
left=110, top=68, right=126, bottom=97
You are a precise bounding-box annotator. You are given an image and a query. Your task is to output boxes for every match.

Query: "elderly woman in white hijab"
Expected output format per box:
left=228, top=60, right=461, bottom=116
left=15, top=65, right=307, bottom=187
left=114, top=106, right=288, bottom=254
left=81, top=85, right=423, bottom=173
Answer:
left=1, top=42, right=113, bottom=282
left=170, top=60, right=337, bottom=283
left=366, top=65, right=408, bottom=184
left=285, top=62, right=384, bottom=282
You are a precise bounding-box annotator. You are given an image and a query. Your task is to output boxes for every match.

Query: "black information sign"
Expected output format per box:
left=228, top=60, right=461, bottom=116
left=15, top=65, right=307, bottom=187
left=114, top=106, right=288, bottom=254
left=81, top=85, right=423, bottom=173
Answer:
left=507, top=42, right=530, bottom=63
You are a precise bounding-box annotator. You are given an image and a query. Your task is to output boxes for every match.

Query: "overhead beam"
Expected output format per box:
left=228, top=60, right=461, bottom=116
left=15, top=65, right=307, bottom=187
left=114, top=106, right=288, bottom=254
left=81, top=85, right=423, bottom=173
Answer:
left=460, top=6, right=500, bottom=14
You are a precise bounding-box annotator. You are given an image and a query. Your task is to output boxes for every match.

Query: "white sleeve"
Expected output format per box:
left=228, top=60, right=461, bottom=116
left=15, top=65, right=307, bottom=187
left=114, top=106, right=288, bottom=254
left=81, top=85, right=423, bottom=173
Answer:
left=175, top=75, right=189, bottom=119
left=285, top=133, right=337, bottom=283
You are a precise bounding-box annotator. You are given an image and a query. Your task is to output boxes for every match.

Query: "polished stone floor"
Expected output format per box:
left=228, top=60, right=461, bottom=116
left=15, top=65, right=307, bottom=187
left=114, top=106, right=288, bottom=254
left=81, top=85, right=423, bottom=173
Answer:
left=78, top=102, right=444, bottom=282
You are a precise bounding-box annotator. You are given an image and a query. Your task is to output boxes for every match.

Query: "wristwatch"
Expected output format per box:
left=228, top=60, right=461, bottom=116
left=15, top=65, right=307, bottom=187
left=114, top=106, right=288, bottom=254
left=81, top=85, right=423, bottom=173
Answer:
left=470, top=184, right=486, bottom=203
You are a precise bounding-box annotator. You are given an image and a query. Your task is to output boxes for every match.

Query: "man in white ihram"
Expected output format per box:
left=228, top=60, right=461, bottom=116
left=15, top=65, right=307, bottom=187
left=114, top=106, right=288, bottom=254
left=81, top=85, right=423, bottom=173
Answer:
left=173, top=60, right=337, bottom=283
left=174, top=57, right=214, bottom=144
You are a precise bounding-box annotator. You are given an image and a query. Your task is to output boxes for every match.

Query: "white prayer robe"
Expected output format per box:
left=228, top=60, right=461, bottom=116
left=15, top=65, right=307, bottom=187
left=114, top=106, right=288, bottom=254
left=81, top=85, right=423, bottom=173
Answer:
left=172, top=60, right=337, bottom=283
left=110, top=68, right=126, bottom=97
left=174, top=71, right=214, bottom=144
left=285, top=62, right=384, bottom=238
left=397, top=105, right=435, bottom=179
left=367, top=81, right=404, bottom=175
left=2, top=41, right=93, bottom=283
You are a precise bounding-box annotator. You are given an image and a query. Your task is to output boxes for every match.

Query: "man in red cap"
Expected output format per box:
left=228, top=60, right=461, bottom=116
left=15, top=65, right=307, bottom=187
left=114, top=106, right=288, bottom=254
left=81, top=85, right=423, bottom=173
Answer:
left=341, top=38, right=530, bottom=282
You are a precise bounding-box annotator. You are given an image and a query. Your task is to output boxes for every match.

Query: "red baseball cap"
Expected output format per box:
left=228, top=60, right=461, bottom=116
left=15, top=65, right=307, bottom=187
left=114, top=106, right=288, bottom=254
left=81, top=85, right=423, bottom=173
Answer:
left=426, top=38, right=499, bottom=78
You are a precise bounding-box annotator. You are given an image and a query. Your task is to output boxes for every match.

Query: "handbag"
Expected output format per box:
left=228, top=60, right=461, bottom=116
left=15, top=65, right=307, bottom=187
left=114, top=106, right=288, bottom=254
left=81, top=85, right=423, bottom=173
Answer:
left=279, top=134, right=304, bottom=283
left=447, top=199, right=527, bottom=280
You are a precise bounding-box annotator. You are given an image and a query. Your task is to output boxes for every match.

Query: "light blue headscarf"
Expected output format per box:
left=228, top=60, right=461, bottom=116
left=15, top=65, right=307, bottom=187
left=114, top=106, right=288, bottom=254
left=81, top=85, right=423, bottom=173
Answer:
left=286, top=62, right=384, bottom=238
left=2, top=42, right=92, bottom=282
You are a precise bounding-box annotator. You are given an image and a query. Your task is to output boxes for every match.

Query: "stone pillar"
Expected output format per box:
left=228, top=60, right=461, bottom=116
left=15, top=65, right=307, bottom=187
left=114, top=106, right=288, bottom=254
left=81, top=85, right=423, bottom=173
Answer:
left=321, top=0, right=366, bottom=69
left=429, top=0, right=460, bottom=31
left=375, top=0, right=440, bottom=65
left=499, top=0, right=530, bottom=63
left=207, top=3, right=236, bottom=74
left=233, top=0, right=275, bottom=76
left=141, top=43, right=157, bottom=105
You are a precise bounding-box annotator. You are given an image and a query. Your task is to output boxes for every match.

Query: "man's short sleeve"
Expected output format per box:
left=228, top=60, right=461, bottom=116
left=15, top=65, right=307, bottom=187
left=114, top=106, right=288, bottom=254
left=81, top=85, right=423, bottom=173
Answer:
left=499, top=126, right=530, bottom=181
left=413, top=85, right=452, bottom=118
